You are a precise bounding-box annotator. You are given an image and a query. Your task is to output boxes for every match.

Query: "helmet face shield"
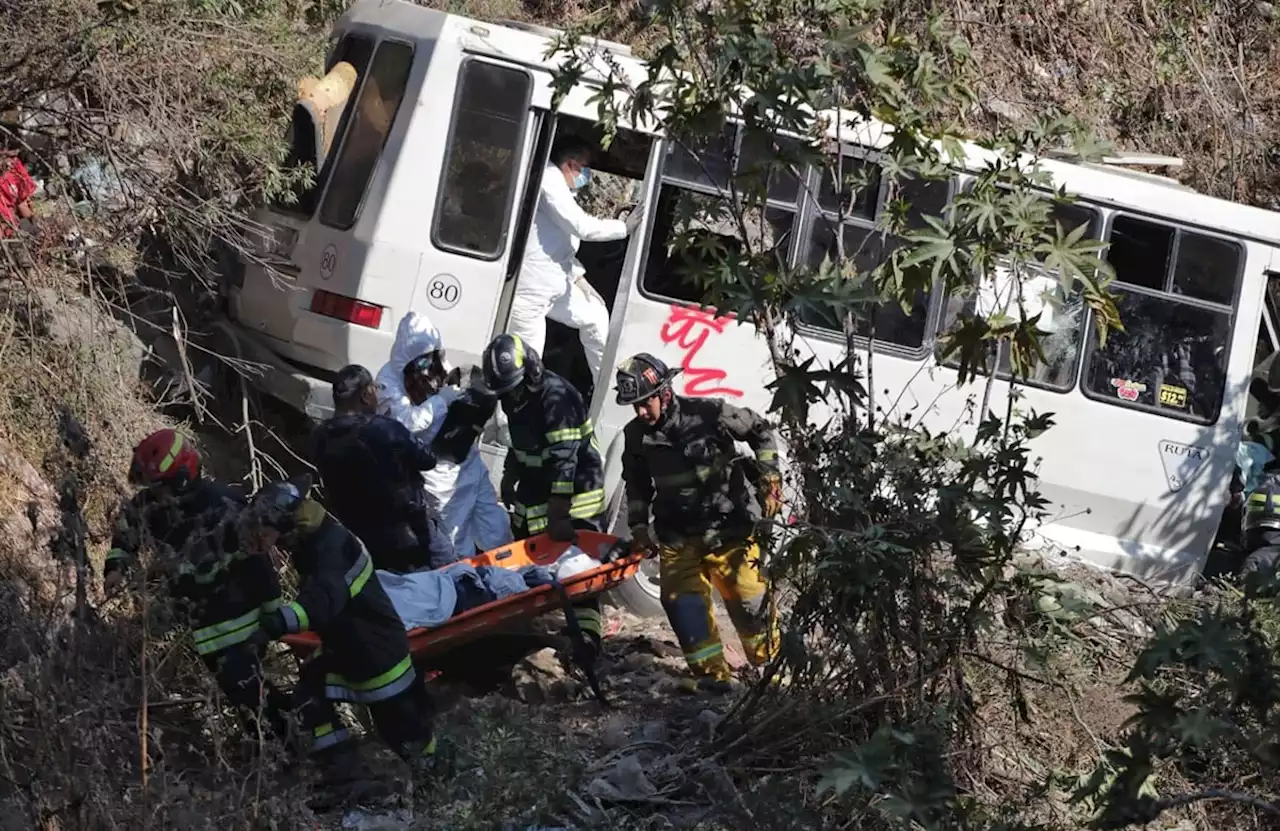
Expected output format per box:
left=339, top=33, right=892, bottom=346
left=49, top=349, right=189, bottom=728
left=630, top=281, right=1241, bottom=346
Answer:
left=240, top=481, right=303, bottom=552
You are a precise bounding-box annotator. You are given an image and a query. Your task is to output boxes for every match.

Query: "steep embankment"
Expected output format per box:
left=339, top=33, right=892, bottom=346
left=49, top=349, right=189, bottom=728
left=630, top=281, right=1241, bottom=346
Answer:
left=0, top=0, right=1275, bottom=828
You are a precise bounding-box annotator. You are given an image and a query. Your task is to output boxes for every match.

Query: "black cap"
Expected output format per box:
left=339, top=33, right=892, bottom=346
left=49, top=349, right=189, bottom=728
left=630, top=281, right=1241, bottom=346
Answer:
left=333, top=364, right=374, bottom=405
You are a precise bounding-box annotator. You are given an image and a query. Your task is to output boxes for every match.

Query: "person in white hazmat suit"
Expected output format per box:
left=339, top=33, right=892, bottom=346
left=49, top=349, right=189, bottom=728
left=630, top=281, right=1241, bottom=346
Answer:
left=507, top=136, right=644, bottom=380
left=376, top=312, right=513, bottom=559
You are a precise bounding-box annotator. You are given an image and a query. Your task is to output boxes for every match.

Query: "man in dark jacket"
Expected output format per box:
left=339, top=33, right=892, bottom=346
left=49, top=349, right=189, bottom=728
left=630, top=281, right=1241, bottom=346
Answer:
left=616, top=352, right=782, bottom=694
left=310, top=365, right=456, bottom=572
left=104, top=428, right=292, bottom=746
left=244, top=480, right=446, bottom=785
left=479, top=333, right=606, bottom=666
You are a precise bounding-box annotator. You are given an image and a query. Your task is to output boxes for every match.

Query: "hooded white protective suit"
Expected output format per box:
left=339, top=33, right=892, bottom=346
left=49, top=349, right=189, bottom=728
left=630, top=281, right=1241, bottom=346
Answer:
left=376, top=312, right=514, bottom=559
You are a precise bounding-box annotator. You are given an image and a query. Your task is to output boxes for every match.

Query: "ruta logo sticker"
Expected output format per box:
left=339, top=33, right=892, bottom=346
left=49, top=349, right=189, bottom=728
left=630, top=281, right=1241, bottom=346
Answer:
left=1159, top=384, right=1188, bottom=408
left=1158, top=440, right=1210, bottom=492
left=1110, top=378, right=1147, bottom=402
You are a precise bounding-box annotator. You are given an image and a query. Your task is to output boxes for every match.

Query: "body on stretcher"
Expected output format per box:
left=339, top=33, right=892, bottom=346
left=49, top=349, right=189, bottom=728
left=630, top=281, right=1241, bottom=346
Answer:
left=281, top=531, right=642, bottom=662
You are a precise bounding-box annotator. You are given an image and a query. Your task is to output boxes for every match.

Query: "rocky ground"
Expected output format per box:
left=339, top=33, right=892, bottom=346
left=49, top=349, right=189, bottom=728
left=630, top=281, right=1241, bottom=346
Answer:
left=307, top=602, right=758, bottom=830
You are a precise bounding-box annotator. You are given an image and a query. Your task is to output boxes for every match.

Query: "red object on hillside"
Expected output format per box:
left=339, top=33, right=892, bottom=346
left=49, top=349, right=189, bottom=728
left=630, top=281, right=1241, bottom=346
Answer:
left=0, top=156, right=36, bottom=239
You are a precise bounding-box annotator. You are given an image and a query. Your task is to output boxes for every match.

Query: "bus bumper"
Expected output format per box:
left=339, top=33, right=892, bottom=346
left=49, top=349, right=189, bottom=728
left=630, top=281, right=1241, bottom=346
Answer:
left=210, top=319, right=334, bottom=421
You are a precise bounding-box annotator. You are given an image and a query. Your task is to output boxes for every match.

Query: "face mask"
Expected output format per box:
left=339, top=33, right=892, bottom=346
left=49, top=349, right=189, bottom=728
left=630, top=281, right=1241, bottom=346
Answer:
left=572, top=167, right=592, bottom=191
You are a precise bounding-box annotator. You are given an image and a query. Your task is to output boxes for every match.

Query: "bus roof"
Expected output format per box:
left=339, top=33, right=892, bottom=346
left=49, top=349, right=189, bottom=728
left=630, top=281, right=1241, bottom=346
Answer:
left=340, top=0, right=1280, bottom=247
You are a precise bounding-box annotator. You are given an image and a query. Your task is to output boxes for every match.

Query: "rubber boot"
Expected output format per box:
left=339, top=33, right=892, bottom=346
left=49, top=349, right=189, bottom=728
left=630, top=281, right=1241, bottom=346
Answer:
left=308, top=741, right=393, bottom=811
left=406, top=734, right=457, bottom=787
left=676, top=676, right=737, bottom=696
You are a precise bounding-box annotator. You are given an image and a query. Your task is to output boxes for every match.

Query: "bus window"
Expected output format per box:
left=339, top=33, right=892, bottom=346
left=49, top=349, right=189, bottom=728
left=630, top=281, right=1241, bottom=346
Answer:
left=800, top=223, right=928, bottom=349
left=432, top=61, right=534, bottom=260
left=641, top=186, right=796, bottom=305
left=817, top=154, right=882, bottom=220
left=796, top=155, right=953, bottom=352
left=1082, top=216, right=1242, bottom=422
left=274, top=33, right=376, bottom=218
left=318, top=40, right=415, bottom=230
left=939, top=199, right=1102, bottom=390
left=643, top=128, right=801, bottom=306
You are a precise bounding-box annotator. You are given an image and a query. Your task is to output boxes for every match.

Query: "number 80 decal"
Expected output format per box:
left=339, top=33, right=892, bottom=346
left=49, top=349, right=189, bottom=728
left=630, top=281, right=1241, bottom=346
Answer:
left=426, top=273, right=461, bottom=311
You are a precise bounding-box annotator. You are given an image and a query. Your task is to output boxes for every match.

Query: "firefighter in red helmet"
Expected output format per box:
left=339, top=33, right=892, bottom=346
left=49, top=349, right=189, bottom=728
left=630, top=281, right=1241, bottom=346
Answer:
left=105, top=428, right=294, bottom=750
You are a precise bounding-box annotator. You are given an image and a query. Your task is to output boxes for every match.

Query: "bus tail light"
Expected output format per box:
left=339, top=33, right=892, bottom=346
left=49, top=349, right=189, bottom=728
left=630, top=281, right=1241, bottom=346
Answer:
left=310, top=290, right=383, bottom=329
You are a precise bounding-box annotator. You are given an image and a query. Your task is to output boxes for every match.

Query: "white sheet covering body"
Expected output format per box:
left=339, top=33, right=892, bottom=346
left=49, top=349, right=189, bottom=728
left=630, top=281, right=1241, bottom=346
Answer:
left=376, top=312, right=513, bottom=558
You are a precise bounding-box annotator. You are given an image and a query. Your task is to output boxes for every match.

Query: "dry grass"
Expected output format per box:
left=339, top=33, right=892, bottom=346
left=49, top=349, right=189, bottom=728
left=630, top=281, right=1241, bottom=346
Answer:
left=0, top=0, right=1275, bottom=827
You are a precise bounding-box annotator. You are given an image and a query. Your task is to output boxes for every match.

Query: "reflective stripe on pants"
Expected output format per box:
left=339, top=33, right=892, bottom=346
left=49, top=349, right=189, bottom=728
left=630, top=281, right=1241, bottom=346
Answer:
left=659, top=536, right=779, bottom=681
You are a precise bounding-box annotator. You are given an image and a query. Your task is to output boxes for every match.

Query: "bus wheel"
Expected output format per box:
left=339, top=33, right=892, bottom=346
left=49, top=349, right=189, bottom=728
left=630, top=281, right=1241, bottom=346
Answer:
left=609, top=560, right=664, bottom=618
left=602, top=492, right=664, bottom=618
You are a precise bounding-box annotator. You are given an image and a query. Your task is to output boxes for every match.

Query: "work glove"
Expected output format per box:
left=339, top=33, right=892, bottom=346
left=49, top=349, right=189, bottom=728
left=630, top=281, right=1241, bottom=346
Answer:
left=249, top=609, right=287, bottom=650
left=629, top=525, right=658, bottom=558
left=500, top=468, right=518, bottom=509
left=546, top=496, right=577, bottom=543
left=759, top=473, right=784, bottom=521
left=624, top=199, right=645, bottom=235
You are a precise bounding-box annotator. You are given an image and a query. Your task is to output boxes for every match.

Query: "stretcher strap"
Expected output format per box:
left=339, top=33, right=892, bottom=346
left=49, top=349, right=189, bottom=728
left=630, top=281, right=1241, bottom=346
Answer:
left=549, top=576, right=610, bottom=709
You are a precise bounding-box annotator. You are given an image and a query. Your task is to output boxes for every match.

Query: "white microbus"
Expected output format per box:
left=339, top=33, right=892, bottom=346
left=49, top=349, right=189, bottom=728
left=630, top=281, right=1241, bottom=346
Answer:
left=219, top=0, right=1280, bottom=613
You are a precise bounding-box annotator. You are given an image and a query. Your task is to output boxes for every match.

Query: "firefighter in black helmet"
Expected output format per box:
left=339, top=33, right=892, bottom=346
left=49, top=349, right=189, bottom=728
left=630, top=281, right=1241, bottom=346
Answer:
left=616, top=352, right=782, bottom=694
left=242, top=478, right=448, bottom=790
left=480, top=333, right=607, bottom=667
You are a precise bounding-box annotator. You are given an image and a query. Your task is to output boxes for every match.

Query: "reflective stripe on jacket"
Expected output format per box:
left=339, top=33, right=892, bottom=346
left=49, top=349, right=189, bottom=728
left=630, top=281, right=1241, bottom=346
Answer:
left=622, top=395, right=779, bottom=546
left=502, top=369, right=606, bottom=534
left=279, top=502, right=416, bottom=695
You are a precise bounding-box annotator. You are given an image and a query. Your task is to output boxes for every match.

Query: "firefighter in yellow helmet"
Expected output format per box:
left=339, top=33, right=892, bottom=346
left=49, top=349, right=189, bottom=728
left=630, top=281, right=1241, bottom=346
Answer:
left=616, top=353, right=782, bottom=694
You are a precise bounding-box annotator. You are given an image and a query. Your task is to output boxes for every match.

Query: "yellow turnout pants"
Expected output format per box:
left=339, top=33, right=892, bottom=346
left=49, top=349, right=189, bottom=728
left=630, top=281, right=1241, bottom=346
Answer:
left=659, top=536, right=779, bottom=682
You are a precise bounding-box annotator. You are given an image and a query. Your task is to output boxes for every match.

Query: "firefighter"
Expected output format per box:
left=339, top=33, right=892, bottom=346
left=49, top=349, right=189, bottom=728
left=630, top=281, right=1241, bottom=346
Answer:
left=310, top=364, right=457, bottom=572
left=242, top=479, right=447, bottom=786
left=1236, top=356, right=1280, bottom=576
left=615, top=352, right=783, bottom=694
left=478, top=333, right=606, bottom=668
left=103, top=428, right=292, bottom=747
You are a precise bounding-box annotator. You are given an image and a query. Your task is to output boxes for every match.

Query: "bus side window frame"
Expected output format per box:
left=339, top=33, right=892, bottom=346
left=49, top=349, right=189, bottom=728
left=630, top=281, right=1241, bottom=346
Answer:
left=429, top=57, right=536, bottom=263
left=273, top=30, right=378, bottom=220
left=1079, top=212, right=1245, bottom=425
left=791, top=145, right=955, bottom=360
left=934, top=194, right=1105, bottom=394
left=637, top=125, right=805, bottom=311
left=317, top=38, right=417, bottom=232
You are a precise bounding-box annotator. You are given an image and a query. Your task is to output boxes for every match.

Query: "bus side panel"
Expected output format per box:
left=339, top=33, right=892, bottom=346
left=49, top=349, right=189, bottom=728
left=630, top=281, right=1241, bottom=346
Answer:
left=1025, top=242, right=1270, bottom=581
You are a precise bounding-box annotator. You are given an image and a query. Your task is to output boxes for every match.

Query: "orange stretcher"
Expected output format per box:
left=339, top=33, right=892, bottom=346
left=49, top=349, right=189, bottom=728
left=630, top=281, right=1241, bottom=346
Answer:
left=281, top=530, right=642, bottom=663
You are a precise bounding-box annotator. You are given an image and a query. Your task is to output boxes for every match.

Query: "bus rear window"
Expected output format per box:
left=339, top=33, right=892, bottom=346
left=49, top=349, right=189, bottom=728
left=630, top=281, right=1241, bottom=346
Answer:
left=1082, top=216, right=1241, bottom=423
left=432, top=60, right=533, bottom=260
left=274, top=33, right=375, bottom=218
left=318, top=40, right=415, bottom=230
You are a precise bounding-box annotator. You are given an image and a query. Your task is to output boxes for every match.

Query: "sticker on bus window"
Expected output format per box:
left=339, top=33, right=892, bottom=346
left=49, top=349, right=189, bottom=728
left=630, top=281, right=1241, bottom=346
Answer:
left=1158, top=384, right=1188, bottom=409
left=1110, top=378, right=1147, bottom=402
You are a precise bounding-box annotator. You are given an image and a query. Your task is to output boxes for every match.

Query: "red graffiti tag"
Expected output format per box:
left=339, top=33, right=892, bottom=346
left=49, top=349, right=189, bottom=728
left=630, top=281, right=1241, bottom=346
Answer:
left=658, top=305, right=744, bottom=398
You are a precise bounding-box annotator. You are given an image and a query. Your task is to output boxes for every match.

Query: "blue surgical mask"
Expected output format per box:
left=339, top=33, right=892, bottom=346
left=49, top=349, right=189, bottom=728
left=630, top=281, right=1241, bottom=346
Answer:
left=572, top=167, right=592, bottom=191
